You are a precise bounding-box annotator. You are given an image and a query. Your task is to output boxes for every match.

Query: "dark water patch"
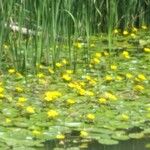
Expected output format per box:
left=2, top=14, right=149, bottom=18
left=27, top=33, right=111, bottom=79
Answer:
left=44, top=137, right=150, bottom=150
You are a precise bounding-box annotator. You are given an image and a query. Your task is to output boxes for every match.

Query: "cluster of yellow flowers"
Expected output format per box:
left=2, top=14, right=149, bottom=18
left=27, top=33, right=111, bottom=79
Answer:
left=55, top=59, right=68, bottom=68
left=62, top=70, right=73, bottom=82
left=90, top=52, right=101, bottom=65
left=85, top=75, right=97, bottom=86
left=44, top=91, right=62, bottom=102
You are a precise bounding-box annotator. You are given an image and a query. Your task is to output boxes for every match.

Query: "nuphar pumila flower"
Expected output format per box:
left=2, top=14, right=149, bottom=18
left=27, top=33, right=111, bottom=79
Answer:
left=44, top=91, right=62, bottom=102
left=47, top=110, right=59, bottom=119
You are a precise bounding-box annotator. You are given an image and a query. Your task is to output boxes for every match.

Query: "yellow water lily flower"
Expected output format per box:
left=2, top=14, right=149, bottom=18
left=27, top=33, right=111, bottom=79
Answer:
left=137, top=74, right=146, bottom=81
left=99, top=98, right=107, bottom=104
left=37, top=73, right=45, bottom=78
left=120, top=114, right=129, bottom=121
left=87, top=113, right=95, bottom=121
left=44, top=91, right=62, bottom=102
left=56, top=134, right=65, bottom=140
left=123, top=30, right=129, bottom=35
left=113, top=29, right=119, bottom=34
left=26, top=106, right=35, bottom=114
left=47, top=110, right=59, bottom=118
left=126, top=73, right=133, bottom=79
left=134, top=85, right=144, bottom=91
left=122, top=51, right=130, bottom=59
left=80, top=131, right=88, bottom=138
left=8, top=69, right=15, bottom=74
left=62, top=73, right=71, bottom=81
left=15, top=87, right=24, bottom=92
left=110, top=65, right=117, bottom=70
left=67, top=99, right=76, bottom=105
left=105, top=92, right=117, bottom=101
left=144, top=48, right=150, bottom=52
left=105, top=75, right=113, bottom=81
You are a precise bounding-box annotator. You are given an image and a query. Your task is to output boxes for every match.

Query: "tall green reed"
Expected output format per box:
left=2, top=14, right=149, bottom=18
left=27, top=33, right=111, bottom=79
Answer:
left=0, top=0, right=149, bottom=73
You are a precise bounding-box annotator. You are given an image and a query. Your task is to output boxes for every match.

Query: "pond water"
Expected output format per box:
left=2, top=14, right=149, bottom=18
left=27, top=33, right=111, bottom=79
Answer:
left=45, top=138, right=150, bottom=150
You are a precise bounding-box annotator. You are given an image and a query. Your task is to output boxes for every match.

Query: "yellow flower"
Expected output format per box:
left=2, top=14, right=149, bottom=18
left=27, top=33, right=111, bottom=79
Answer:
left=47, top=110, right=59, bottom=118
left=91, top=58, right=100, bottom=64
left=32, top=130, right=41, bottom=136
left=66, top=70, right=73, bottom=74
left=87, top=113, right=95, bottom=121
left=137, top=74, right=146, bottom=81
left=62, top=73, right=71, bottom=81
left=56, top=63, right=63, bottom=68
left=80, top=131, right=88, bottom=138
left=103, top=51, right=109, bottom=56
left=74, top=42, right=82, bottom=49
left=18, top=97, right=27, bottom=103
left=134, top=85, right=144, bottom=91
left=3, top=44, right=9, bottom=49
left=56, top=134, right=65, bottom=140
left=0, top=93, right=4, bottom=99
left=144, top=48, right=150, bottom=52
left=95, top=52, right=102, bottom=58
left=5, top=118, right=11, bottom=123
left=85, top=75, right=91, bottom=81
left=123, top=30, right=129, bottom=35
left=130, top=33, right=136, bottom=38
left=132, top=27, right=138, bottom=32
left=37, top=73, right=45, bottom=78
left=120, top=114, right=129, bottom=121
left=99, top=98, right=107, bottom=104
left=110, top=65, right=117, bottom=70
left=105, top=75, right=113, bottom=81
left=48, top=68, right=54, bottom=74
left=86, top=91, right=94, bottom=96
left=142, top=25, right=147, bottom=29
left=0, top=87, right=4, bottom=93
left=116, top=76, right=122, bottom=81
left=113, top=29, right=119, bottom=34
left=89, top=79, right=97, bottom=86
left=26, top=106, right=35, bottom=114
left=62, top=59, right=68, bottom=65
left=126, top=73, right=133, bottom=79
left=8, top=69, right=15, bottom=74
left=105, top=92, right=117, bottom=101
left=67, top=99, right=76, bottom=105
left=90, top=44, right=95, bottom=47
left=122, top=51, right=130, bottom=59
left=15, top=87, right=24, bottom=92
left=78, top=88, right=86, bottom=96
left=44, top=91, right=62, bottom=102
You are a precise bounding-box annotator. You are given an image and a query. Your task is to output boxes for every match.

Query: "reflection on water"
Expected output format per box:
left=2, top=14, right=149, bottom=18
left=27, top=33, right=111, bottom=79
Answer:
left=88, top=138, right=150, bottom=150
left=45, top=138, right=150, bottom=150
